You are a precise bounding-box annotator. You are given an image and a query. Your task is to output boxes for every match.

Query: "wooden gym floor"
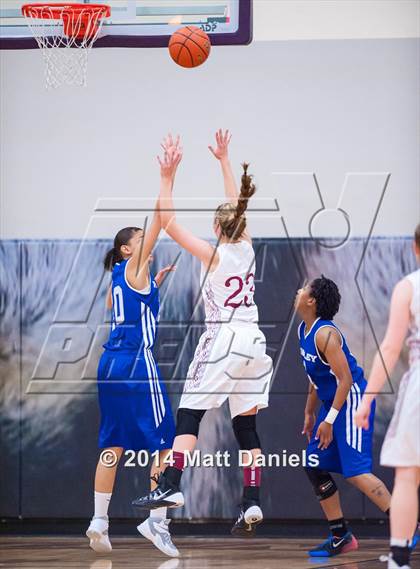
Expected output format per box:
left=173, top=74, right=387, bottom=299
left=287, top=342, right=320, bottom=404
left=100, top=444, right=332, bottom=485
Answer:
left=0, top=537, right=419, bottom=569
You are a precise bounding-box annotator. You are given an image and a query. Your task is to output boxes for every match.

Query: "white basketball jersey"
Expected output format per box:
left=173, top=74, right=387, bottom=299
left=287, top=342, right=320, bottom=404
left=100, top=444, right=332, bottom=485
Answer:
left=406, top=269, right=420, bottom=365
left=200, top=240, right=259, bottom=324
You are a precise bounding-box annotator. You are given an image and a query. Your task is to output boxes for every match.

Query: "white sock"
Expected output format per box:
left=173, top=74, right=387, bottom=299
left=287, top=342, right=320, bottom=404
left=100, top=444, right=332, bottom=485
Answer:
left=390, top=538, right=410, bottom=548
left=94, top=491, right=112, bottom=519
left=151, top=507, right=167, bottom=520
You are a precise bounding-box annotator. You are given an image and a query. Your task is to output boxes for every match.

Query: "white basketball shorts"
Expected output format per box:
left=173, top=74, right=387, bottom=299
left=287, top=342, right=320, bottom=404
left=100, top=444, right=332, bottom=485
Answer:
left=381, top=364, right=420, bottom=468
left=179, top=322, right=272, bottom=418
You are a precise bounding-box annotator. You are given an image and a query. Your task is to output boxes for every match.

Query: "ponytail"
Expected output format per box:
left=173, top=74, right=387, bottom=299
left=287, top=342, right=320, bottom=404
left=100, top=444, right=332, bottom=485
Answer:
left=215, top=163, right=256, bottom=240
left=234, top=162, right=256, bottom=221
left=103, top=247, right=122, bottom=271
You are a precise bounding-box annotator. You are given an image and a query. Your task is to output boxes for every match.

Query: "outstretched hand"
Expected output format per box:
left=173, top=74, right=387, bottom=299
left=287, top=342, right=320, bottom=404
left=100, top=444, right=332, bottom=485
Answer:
left=208, top=128, right=231, bottom=160
left=158, top=133, right=182, bottom=179
left=155, top=264, right=176, bottom=287
left=161, top=133, right=180, bottom=155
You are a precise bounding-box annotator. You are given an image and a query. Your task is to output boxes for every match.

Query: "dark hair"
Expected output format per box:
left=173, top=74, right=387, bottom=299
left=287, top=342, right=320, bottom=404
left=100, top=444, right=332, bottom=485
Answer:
left=309, top=275, right=341, bottom=320
left=103, top=226, right=142, bottom=271
left=415, top=223, right=420, bottom=248
left=214, top=163, right=256, bottom=240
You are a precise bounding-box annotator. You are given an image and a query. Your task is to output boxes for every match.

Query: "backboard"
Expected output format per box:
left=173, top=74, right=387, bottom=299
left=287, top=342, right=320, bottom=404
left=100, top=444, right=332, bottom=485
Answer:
left=0, top=0, right=252, bottom=49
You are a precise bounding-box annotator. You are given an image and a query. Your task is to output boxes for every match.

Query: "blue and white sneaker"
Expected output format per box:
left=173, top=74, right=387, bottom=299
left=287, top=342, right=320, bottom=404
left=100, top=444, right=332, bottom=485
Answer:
left=308, top=531, right=358, bottom=557
left=137, top=517, right=179, bottom=557
left=410, top=523, right=420, bottom=551
left=132, top=475, right=184, bottom=510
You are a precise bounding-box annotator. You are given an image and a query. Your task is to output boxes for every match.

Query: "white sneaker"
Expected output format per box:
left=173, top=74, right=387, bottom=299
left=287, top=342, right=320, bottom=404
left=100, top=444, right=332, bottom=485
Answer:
left=137, top=517, right=179, bottom=558
left=244, top=504, right=263, bottom=525
left=86, top=517, right=112, bottom=553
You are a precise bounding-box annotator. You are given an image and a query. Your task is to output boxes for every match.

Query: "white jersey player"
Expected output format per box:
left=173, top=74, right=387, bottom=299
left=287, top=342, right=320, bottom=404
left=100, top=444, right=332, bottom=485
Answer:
left=132, top=131, right=272, bottom=540
left=182, top=238, right=269, bottom=415
left=356, top=225, right=420, bottom=569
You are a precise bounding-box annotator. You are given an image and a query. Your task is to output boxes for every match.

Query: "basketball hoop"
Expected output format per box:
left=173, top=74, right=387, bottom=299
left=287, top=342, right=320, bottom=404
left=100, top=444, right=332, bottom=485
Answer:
left=22, top=3, right=111, bottom=88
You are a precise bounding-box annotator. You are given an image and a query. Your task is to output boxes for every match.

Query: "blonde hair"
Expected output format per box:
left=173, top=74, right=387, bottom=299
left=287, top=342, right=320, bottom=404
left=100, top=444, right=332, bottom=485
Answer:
left=214, top=163, right=256, bottom=240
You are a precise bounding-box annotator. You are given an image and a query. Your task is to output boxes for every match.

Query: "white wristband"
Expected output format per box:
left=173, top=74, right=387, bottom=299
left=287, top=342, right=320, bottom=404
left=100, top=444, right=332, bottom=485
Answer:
left=325, top=407, right=339, bottom=425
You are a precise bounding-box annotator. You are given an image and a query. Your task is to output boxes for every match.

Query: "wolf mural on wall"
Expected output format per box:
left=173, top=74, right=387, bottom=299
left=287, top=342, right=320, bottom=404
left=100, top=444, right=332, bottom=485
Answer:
left=0, top=237, right=415, bottom=519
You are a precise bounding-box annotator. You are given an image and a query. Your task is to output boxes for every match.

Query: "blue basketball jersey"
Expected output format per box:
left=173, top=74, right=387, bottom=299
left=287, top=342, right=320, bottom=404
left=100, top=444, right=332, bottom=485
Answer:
left=104, top=259, right=159, bottom=353
left=298, top=318, right=366, bottom=402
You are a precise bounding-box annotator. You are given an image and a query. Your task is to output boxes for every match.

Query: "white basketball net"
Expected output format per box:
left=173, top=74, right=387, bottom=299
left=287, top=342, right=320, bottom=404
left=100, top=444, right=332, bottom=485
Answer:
left=23, top=5, right=109, bottom=88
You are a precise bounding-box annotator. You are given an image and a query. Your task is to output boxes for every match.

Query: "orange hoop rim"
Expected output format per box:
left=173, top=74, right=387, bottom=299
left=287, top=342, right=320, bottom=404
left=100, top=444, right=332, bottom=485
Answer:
left=22, top=3, right=111, bottom=20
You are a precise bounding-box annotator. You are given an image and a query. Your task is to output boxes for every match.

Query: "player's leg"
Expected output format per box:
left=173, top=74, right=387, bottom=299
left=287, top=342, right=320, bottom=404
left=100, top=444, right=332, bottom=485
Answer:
left=150, top=448, right=172, bottom=490
left=387, top=466, right=420, bottom=569
left=137, top=448, right=180, bottom=558
left=346, top=473, right=390, bottom=513
left=304, top=404, right=358, bottom=557
left=228, top=330, right=272, bottom=538
left=344, top=397, right=391, bottom=512
left=132, top=407, right=206, bottom=509
left=134, top=354, right=182, bottom=557
left=304, top=466, right=358, bottom=556
left=380, top=370, right=420, bottom=565
left=231, top=406, right=264, bottom=537
left=89, top=351, right=129, bottom=551
left=155, top=425, right=203, bottom=492
left=315, top=480, right=343, bottom=521
left=132, top=326, right=235, bottom=511
left=86, top=446, right=124, bottom=553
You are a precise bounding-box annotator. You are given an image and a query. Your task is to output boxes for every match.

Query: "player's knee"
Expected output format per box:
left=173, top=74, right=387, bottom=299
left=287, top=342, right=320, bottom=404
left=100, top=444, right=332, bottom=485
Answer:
left=175, top=408, right=206, bottom=437
left=304, top=468, right=337, bottom=501
left=345, top=474, right=365, bottom=488
left=232, top=414, right=261, bottom=450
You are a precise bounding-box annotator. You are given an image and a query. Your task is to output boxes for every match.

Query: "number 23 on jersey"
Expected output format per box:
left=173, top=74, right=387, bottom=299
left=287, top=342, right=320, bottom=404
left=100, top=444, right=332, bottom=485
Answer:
left=224, top=273, right=255, bottom=309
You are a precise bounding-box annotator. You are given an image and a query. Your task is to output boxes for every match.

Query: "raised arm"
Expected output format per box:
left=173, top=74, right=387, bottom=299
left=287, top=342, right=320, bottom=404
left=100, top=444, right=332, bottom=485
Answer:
left=159, top=135, right=217, bottom=270
left=125, top=200, right=162, bottom=291
left=208, top=129, right=238, bottom=204
left=355, top=278, right=412, bottom=429
left=125, top=143, right=182, bottom=291
left=209, top=129, right=252, bottom=243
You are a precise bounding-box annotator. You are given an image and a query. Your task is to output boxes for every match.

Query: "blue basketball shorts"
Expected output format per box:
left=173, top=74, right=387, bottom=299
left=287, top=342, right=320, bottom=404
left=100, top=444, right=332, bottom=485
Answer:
left=307, top=384, right=375, bottom=478
left=97, top=349, right=175, bottom=452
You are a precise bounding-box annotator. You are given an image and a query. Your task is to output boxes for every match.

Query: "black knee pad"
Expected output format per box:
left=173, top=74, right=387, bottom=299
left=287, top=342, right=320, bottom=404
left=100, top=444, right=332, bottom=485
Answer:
left=232, top=414, right=261, bottom=450
left=175, top=408, right=206, bottom=437
left=304, top=468, right=337, bottom=501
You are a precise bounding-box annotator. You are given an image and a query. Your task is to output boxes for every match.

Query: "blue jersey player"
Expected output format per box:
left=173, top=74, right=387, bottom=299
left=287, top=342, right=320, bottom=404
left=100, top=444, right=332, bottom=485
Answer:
left=295, top=276, right=392, bottom=557
left=86, top=148, right=181, bottom=558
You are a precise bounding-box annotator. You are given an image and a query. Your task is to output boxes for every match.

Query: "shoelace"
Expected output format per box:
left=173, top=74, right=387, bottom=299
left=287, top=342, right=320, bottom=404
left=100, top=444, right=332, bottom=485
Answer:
left=150, top=474, right=160, bottom=485
left=143, top=474, right=166, bottom=501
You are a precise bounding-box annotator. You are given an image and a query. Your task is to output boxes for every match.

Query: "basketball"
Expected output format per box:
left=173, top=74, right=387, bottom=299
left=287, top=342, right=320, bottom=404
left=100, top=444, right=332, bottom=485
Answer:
left=168, top=25, right=211, bottom=68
